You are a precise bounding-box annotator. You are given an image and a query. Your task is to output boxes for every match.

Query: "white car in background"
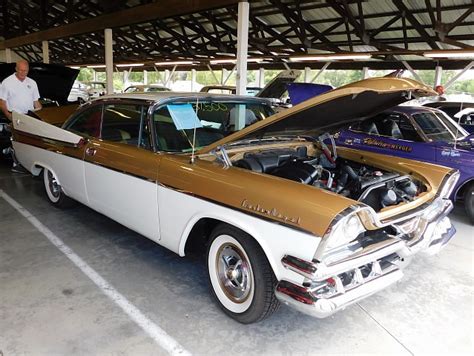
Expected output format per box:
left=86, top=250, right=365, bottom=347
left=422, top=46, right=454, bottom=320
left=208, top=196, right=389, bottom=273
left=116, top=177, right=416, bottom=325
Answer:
left=67, top=81, right=90, bottom=103
left=86, top=81, right=106, bottom=98
left=123, top=84, right=171, bottom=93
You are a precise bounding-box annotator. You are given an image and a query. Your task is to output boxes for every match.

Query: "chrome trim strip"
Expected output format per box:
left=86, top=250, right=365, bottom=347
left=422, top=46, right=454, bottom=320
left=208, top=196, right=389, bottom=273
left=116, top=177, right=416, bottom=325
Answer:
left=158, top=181, right=316, bottom=236
left=15, top=129, right=85, bottom=148
left=84, top=160, right=157, bottom=183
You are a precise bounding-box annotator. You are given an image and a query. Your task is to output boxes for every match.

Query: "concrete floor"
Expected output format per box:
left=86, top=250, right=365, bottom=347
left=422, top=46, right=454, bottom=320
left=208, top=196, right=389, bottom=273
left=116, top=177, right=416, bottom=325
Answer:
left=0, top=158, right=473, bottom=355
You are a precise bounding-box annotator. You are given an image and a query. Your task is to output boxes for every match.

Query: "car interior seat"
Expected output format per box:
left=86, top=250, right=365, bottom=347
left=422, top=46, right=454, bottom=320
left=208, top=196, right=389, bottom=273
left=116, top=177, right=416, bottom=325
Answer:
left=155, top=121, right=190, bottom=151
left=360, top=121, right=379, bottom=135
left=101, top=127, right=132, bottom=143
left=379, top=119, right=403, bottom=139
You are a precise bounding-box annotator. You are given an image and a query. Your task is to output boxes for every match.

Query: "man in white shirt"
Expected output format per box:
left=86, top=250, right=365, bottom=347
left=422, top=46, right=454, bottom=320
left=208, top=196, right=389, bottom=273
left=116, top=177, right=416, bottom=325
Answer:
left=0, top=60, right=42, bottom=172
left=0, top=60, right=42, bottom=121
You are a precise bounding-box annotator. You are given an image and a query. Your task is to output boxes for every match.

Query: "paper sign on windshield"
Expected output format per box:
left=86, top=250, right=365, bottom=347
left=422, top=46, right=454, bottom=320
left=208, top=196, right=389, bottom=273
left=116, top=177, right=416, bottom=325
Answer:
left=167, top=104, right=203, bottom=130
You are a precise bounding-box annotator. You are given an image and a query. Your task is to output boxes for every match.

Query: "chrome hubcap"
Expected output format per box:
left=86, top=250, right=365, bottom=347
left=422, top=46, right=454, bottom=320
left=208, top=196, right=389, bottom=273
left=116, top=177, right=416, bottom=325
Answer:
left=217, top=243, right=252, bottom=303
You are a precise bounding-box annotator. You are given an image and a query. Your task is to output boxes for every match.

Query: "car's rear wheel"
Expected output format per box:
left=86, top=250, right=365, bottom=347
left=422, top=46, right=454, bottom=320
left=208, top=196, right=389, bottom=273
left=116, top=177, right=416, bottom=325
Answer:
left=43, top=168, right=74, bottom=208
left=206, top=224, right=279, bottom=324
left=464, top=183, right=474, bottom=224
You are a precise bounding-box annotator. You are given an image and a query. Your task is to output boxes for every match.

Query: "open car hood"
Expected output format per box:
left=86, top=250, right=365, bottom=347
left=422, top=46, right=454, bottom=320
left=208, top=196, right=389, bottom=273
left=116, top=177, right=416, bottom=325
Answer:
left=200, top=77, right=436, bottom=154
left=0, top=62, right=79, bottom=105
left=255, top=69, right=301, bottom=99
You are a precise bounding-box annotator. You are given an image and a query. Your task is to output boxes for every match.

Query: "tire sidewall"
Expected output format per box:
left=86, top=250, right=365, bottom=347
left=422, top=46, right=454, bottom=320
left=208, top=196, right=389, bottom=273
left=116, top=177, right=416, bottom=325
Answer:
left=206, top=225, right=276, bottom=323
left=465, top=184, right=474, bottom=224
left=43, top=168, right=61, bottom=204
left=207, top=233, right=255, bottom=314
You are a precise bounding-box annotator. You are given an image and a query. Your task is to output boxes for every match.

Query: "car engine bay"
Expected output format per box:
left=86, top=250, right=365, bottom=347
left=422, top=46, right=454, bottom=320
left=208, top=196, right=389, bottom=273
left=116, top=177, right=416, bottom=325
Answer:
left=231, top=139, right=425, bottom=212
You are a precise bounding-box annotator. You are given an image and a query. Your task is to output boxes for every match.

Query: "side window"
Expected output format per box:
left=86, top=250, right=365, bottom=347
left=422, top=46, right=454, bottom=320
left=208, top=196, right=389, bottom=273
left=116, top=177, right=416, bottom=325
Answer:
left=101, top=103, right=145, bottom=147
left=153, top=107, right=191, bottom=152
left=66, top=105, right=103, bottom=138
left=397, top=116, right=423, bottom=142
left=351, top=114, right=385, bottom=136
left=374, top=114, right=423, bottom=142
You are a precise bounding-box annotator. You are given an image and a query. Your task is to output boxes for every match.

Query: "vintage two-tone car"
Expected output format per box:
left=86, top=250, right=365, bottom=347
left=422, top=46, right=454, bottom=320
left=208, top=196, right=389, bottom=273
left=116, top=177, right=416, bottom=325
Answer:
left=336, top=105, right=474, bottom=223
left=11, top=78, right=459, bottom=324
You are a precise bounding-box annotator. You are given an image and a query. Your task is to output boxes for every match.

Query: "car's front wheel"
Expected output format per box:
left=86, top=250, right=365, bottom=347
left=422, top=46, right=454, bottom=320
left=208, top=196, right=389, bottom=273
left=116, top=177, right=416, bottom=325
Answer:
left=43, top=168, right=74, bottom=208
left=206, top=224, right=279, bottom=324
left=465, top=183, right=474, bottom=224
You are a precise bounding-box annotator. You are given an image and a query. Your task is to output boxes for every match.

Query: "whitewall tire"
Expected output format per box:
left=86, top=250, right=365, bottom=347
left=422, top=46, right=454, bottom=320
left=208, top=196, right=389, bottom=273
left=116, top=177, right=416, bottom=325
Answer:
left=206, top=224, right=279, bottom=324
left=43, top=168, right=74, bottom=208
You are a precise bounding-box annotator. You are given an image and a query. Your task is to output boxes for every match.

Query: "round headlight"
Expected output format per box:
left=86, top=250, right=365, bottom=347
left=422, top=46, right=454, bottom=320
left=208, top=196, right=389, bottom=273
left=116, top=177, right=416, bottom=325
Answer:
left=326, top=213, right=365, bottom=250
left=439, top=171, right=460, bottom=199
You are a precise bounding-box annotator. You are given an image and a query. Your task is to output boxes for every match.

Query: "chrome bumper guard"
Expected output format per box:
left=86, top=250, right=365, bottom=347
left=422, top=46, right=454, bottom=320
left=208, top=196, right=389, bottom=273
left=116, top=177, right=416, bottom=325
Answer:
left=275, top=198, right=456, bottom=319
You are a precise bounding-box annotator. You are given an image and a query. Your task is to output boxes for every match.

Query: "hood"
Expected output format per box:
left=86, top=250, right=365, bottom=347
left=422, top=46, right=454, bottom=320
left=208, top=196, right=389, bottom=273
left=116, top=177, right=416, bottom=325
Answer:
left=0, top=62, right=79, bottom=105
left=256, top=69, right=301, bottom=99
left=199, top=77, right=436, bottom=154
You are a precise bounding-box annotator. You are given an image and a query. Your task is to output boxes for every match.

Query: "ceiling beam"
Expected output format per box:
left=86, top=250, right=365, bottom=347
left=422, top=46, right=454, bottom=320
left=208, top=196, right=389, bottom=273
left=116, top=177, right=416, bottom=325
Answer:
left=392, top=0, right=440, bottom=49
left=270, top=0, right=341, bottom=52
left=445, top=5, right=474, bottom=34
left=0, top=0, right=239, bottom=49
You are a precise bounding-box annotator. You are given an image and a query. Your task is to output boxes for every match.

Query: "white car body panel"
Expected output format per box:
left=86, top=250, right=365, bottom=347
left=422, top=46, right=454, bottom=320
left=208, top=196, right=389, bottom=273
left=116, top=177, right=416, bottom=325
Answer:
left=84, top=161, right=160, bottom=242
left=158, top=185, right=319, bottom=283
left=13, top=141, right=87, bottom=203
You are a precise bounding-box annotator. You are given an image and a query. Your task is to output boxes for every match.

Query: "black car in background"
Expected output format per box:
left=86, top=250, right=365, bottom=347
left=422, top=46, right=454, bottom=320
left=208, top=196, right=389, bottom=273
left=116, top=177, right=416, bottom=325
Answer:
left=0, top=113, right=10, bottom=153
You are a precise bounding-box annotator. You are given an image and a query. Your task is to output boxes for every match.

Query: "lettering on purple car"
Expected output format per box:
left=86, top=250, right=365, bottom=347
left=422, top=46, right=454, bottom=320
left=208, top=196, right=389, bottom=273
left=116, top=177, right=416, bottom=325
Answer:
left=363, top=138, right=412, bottom=152
left=441, top=149, right=461, bottom=158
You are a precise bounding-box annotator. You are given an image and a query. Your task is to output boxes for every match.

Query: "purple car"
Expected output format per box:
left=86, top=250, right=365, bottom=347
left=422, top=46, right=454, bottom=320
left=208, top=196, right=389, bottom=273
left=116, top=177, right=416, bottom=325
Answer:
left=337, top=105, right=474, bottom=223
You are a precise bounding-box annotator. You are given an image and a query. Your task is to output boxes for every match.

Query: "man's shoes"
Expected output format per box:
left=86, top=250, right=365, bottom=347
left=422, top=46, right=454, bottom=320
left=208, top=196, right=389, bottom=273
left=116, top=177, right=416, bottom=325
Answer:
left=11, top=163, right=27, bottom=174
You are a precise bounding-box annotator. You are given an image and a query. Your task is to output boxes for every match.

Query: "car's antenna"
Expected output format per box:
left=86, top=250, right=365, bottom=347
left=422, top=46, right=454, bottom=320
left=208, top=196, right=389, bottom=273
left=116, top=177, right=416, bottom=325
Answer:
left=190, top=97, right=199, bottom=164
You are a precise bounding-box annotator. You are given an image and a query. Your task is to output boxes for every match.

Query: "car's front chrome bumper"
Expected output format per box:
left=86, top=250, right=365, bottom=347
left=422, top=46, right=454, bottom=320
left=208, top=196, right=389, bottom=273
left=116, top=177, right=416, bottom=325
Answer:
left=275, top=198, right=455, bottom=318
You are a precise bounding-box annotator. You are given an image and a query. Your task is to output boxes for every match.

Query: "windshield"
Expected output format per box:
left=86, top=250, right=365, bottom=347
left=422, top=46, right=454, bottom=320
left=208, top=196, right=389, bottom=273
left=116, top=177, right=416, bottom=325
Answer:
left=413, top=111, right=468, bottom=142
left=153, top=100, right=274, bottom=152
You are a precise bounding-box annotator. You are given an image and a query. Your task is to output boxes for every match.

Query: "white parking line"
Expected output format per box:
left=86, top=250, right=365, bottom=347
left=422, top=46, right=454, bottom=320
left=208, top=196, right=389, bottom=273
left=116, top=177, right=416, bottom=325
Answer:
left=0, top=190, right=192, bottom=356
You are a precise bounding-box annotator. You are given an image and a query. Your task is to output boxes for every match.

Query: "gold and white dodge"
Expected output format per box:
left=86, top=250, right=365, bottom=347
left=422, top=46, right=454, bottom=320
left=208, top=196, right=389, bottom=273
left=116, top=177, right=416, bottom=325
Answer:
left=11, top=78, right=459, bottom=324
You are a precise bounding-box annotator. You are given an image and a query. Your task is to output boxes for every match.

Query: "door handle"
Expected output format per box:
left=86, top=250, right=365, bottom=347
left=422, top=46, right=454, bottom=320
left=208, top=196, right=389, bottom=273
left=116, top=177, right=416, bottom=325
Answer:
left=85, top=147, right=97, bottom=156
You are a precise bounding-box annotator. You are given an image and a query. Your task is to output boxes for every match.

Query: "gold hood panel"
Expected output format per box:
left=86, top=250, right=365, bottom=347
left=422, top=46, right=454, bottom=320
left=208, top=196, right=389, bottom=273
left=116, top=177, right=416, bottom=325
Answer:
left=200, top=77, right=436, bottom=154
left=158, top=147, right=451, bottom=238
left=158, top=155, right=356, bottom=237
